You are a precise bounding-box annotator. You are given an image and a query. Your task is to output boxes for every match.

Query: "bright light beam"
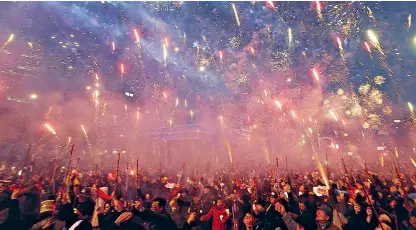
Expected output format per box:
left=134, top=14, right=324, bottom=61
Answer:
left=45, top=123, right=57, bottom=135
left=231, top=3, right=241, bottom=27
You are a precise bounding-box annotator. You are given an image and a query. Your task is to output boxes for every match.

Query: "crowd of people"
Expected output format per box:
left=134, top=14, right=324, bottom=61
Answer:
left=1, top=159, right=416, bottom=230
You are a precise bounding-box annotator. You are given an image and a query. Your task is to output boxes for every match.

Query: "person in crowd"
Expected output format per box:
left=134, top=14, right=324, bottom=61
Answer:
left=200, top=198, right=230, bottom=230
left=73, top=187, right=95, bottom=221
left=3, top=157, right=416, bottom=230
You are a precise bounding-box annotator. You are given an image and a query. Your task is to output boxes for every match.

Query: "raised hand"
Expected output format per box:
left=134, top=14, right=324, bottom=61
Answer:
left=115, top=212, right=133, bottom=226
left=187, top=212, right=196, bottom=225
left=275, top=202, right=286, bottom=215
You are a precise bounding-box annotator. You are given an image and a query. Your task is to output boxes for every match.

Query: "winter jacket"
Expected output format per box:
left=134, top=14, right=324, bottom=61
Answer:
left=201, top=205, right=230, bottom=230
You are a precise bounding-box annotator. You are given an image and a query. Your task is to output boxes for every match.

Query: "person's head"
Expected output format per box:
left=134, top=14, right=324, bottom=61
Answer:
left=254, top=198, right=266, bottom=213
left=134, top=200, right=142, bottom=210
left=299, top=184, right=305, bottom=193
left=145, top=192, right=152, bottom=200
left=32, top=174, right=40, bottom=183
left=216, top=199, right=224, bottom=207
left=192, top=195, right=199, bottom=203
left=270, top=192, right=278, bottom=204
left=151, top=197, right=166, bottom=214
left=169, top=199, right=178, bottom=211
left=78, top=195, right=87, bottom=202
left=203, top=186, right=211, bottom=194
left=161, top=176, right=168, bottom=184
left=355, top=183, right=363, bottom=190
left=353, top=203, right=362, bottom=214
left=364, top=180, right=371, bottom=189
left=316, top=204, right=332, bottom=222
left=336, top=193, right=344, bottom=202
left=298, top=201, right=306, bottom=211
left=73, top=184, right=81, bottom=193
left=103, top=201, right=111, bottom=214
left=79, top=188, right=91, bottom=202
left=283, top=184, right=291, bottom=193
left=388, top=198, right=396, bottom=208
left=243, top=212, right=253, bottom=228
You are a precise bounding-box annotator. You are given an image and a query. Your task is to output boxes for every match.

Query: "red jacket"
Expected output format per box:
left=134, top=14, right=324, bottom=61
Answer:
left=201, top=205, right=230, bottom=230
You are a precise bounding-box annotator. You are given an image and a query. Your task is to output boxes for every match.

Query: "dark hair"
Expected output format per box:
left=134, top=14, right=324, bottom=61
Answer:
left=153, top=197, right=166, bottom=209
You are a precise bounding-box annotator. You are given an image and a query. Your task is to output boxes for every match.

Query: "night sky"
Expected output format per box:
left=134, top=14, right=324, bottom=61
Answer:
left=0, top=1, right=415, bottom=168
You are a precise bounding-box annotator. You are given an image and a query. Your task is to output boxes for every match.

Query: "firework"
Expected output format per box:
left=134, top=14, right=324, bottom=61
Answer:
left=66, top=137, right=71, bottom=148
left=337, top=37, right=345, bottom=60
left=164, top=37, right=169, bottom=47
left=312, top=68, right=320, bottom=82
left=120, top=63, right=125, bottom=74
left=262, top=141, right=271, bottom=164
left=315, top=1, right=323, bottom=21
left=45, top=123, right=57, bottom=135
left=329, top=110, right=339, bottom=122
left=410, top=157, right=416, bottom=169
left=288, top=28, right=293, bottom=46
left=189, top=110, right=194, bottom=119
left=231, top=3, right=241, bottom=27
left=3, top=34, right=14, bottom=47
left=219, top=116, right=224, bottom=127
left=112, top=41, right=116, bottom=51
left=175, top=98, right=179, bottom=107
left=291, top=110, right=296, bottom=119
left=315, top=154, right=329, bottom=188
left=225, top=140, right=233, bottom=164
left=367, top=30, right=384, bottom=55
left=408, top=14, right=412, bottom=30
left=395, top=147, right=399, bottom=159
left=374, top=75, right=385, bottom=85
left=365, top=6, right=373, bottom=18
left=163, top=44, right=168, bottom=64
left=274, top=100, right=282, bottom=110
left=380, top=153, right=384, bottom=167
left=409, top=102, right=414, bottom=113
left=218, top=50, right=223, bottom=60
left=28, top=42, right=33, bottom=49
left=367, top=30, right=379, bottom=46
left=81, top=125, right=88, bottom=139
left=133, top=28, right=140, bottom=43
left=250, top=47, right=255, bottom=55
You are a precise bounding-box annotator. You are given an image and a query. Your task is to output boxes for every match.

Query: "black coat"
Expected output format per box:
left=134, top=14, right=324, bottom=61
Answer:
left=0, top=199, right=20, bottom=229
left=133, top=209, right=177, bottom=230
left=98, top=211, right=121, bottom=230
left=263, top=203, right=288, bottom=230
